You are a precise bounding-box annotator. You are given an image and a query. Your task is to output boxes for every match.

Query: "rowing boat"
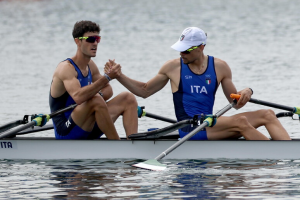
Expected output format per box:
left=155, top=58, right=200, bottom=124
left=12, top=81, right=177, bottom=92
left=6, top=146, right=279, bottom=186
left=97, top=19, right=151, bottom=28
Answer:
left=1, top=97, right=300, bottom=162
left=1, top=128, right=300, bottom=160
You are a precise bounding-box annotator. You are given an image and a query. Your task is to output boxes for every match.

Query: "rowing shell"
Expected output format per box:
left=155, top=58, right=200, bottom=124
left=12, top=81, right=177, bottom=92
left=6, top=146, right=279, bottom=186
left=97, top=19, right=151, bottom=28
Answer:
left=1, top=136, right=300, bottom=160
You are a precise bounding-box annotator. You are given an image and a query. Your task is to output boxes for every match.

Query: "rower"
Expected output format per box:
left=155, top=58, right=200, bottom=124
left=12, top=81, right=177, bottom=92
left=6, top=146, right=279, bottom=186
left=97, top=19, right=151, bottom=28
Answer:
left=104, top=27, right=291, bottom=141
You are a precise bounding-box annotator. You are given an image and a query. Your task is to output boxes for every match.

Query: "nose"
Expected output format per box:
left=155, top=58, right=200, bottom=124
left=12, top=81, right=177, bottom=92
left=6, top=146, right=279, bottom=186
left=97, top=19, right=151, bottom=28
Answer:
left=180, top=52, right=185, bottom=56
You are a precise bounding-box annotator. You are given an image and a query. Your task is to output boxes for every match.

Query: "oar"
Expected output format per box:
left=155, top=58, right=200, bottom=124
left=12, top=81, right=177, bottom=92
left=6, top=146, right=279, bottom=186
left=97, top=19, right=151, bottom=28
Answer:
left=133, top=101, right=236, bottom=171
left=138, top=106, right=177, bottom=123
left=0, top=120, right=25, bottom=133
left=129, top=119, right=193, bottom=140
left=144, top=112, right=177, bottom=123
left=18, top=124, right=54, bottom=135
left=0, top=104, right=77, bottom=139
left=230, top=94, right=300, bottom=114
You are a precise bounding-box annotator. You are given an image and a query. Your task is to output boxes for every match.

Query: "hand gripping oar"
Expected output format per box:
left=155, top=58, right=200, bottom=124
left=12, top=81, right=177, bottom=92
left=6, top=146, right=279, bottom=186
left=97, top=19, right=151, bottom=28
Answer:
left=138, top=106, right=177, bottom=123
left=0, top=104, right=77, bottom=139
left=133, top=101, right=236, bottom=171
left=230, top=94, right=300, bottom=114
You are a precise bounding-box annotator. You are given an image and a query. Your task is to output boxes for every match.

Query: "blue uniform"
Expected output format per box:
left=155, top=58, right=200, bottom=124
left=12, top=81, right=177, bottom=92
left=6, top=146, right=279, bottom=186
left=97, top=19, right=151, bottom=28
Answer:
left=173, top=56, right=218, bottom=140
left=49, top=58, right=103, bottom=139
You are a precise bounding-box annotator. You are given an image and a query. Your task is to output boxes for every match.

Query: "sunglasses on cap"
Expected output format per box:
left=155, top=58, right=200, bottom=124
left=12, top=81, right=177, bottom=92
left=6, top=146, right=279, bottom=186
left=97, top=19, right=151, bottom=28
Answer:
left=78, top=35, right=101, bottom=43
left=181, top=45, right=202, bottom=54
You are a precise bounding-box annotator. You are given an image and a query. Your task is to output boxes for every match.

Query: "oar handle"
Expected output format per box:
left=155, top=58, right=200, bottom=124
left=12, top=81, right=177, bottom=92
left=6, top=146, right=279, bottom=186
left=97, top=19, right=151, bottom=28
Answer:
left=0, top=104, right=77, bottom=139
left=230, top=94, right=296, bottom=113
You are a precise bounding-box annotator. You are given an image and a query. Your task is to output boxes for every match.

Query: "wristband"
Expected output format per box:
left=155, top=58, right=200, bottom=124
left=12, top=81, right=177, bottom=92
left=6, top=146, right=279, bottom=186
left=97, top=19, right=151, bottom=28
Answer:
left=99, top=91, right=104, bottom=98
left=104, top=73, right=112, bottom=81
left=249, top=88, right=253, bottom=95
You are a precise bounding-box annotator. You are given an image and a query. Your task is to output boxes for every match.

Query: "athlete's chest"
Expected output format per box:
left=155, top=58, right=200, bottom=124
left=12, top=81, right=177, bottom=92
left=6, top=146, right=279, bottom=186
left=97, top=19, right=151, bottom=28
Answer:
left=75, top=69, right=92, bottom=86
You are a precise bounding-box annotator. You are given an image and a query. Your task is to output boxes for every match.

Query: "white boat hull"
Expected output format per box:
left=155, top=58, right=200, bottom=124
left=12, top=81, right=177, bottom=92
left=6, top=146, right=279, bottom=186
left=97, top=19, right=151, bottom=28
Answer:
left=1, top=137, right=300, bottom=160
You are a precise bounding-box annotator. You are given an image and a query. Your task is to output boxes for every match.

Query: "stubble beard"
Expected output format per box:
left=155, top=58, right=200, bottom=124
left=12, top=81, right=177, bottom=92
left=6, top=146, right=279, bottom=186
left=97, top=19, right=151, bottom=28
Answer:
left=83, top=51, right=96, bottom=58
left=183, top=58, right=196, bottom=65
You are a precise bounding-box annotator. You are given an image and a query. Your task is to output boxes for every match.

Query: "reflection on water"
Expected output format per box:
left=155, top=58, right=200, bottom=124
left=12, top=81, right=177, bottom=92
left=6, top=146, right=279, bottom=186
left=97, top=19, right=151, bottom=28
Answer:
left=1, top=159, right=300, bottom=199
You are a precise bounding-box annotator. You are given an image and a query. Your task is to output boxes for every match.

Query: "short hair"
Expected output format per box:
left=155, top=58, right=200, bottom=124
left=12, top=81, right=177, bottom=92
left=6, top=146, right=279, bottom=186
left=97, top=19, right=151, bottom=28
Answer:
left=72, top=20, right=101, bottom=38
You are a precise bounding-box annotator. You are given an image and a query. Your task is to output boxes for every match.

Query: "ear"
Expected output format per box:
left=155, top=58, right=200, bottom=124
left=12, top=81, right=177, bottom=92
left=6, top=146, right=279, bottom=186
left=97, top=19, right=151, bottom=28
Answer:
left=74, top=38, right=81, bottom=46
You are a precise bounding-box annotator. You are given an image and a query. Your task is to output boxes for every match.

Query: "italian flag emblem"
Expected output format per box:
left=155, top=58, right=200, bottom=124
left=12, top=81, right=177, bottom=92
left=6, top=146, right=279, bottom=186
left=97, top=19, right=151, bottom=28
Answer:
left=206, top=78, right=211, bottom=85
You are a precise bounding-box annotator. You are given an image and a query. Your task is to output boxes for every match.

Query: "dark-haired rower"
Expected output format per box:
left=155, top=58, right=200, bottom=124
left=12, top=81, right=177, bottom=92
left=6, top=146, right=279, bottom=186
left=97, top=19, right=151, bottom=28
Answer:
left=50, top=20, right=138, bottom=140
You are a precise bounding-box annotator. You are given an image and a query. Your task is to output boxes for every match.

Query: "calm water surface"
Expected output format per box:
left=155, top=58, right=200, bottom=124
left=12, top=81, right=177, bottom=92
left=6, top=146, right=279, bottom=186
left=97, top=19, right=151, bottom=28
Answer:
left=1, top=0, right=300, bottom=199
left=2, top=159, right=300, bottom=199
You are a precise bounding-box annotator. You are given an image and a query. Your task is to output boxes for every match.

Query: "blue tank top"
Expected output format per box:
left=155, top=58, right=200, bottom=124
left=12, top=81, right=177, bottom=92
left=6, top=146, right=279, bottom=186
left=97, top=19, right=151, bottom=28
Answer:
left=49, top=58, right=92, bottom=119
left=173, top=55, right=218, bottom=122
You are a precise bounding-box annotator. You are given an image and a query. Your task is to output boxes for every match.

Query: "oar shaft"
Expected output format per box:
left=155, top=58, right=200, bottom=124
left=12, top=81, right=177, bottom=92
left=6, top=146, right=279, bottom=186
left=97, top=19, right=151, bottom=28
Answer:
left=129, top=119, right=191, bottom=139
left=230, top=94, right=295, bottom=112
left=0, top=121, right=36, bottom=138
left=49, top=104, right=77, bottom=117
left=155, top=102, right=235, bottom=161
left=155, top=121, right=208, bottom=160
left=145, top=112, right=177, bottom=123
left=0, top=120, right=23, bottom=133
left=249, top=98, right=295, bottom=112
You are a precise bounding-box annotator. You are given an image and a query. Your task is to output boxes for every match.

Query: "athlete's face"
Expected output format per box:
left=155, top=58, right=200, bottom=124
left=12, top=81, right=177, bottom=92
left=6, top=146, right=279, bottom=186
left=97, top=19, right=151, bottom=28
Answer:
left=78, top=32, right=100, bottom=58
left=180, top=45, right=203, bottom=64
left=180, top=49, right=197, bottom=64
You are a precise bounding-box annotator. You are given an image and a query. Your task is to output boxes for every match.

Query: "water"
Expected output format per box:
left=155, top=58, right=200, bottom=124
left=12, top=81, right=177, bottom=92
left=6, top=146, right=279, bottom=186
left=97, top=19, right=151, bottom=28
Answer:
left=2, top=159, right=300, bottom=199
left=1, top=0, right=300, bottom=198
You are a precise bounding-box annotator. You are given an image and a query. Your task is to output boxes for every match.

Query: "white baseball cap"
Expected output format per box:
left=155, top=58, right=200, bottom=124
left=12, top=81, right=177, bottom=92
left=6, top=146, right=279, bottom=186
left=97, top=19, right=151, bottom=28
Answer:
left=171, top=27, right=207, bottom=52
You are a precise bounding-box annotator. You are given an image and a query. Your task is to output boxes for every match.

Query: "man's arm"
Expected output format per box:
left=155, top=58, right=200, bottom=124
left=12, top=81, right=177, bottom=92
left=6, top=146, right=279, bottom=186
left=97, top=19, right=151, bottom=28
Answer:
left=117, top=72, right=169, bottom=98
left=58, top=61, right=117, bottom=105
left=215, top=58, right=252, bottom=109
left=105, top=60, right=172, bottom=98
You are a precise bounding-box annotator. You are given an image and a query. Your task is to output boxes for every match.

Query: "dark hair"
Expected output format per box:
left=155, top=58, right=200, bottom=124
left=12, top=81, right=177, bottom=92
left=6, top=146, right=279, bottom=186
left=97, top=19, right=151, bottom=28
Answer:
left=72, top=21, right=101, bottom=38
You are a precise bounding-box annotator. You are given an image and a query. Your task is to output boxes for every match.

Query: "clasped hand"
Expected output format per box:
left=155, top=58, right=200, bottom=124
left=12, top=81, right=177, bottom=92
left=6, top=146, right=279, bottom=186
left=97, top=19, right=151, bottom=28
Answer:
left=104, top=59, right=122, bottom=79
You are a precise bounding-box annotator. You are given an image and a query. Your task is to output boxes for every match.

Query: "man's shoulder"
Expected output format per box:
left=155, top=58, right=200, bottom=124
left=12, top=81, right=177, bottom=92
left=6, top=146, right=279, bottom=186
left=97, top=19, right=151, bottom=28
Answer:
left=212, top=57, right=228, bottom=66
left=54, top=60, right=76, bottom=78
left=212, top=57, right=231, bottom=72
left=162, top=58, right=181, bottom=69
left=57, top=59, right=73, bottom=69
left=212, top=56, right=232, bottom=79
left=158, top=58, right=181, bottom=79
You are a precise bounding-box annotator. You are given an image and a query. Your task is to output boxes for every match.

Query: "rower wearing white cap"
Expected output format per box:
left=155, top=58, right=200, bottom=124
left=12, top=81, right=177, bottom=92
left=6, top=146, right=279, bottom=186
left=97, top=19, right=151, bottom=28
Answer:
left=105, top=27, right=291, bottom=140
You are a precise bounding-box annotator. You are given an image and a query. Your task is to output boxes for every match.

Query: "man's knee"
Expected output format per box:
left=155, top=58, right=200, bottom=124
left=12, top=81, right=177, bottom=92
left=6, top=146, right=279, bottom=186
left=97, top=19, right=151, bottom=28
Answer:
left=87, top=95, right=107, bottom=110
left=262, top=109, right=277, bottom=121
left=255, top=109, right=277, bottom=122
left=120, top=92, right=137, bottom=105
left=234, top=115, right=252, bottom=131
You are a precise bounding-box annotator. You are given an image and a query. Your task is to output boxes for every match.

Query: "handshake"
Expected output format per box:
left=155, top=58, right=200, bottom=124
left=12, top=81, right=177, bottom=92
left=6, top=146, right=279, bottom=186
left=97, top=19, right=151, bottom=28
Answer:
left=104, top=59, right=122, bottom=80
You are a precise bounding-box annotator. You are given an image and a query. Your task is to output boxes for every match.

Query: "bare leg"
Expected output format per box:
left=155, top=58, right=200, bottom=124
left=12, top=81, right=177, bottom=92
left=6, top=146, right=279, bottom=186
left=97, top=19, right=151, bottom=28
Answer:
left=71, top=95, right=120, bottom=140
left=107, top=92, right=138, bottom=138
left=207, top=115, right=269, bottom=140
left=238, top=109, right=290, bottom=140
left=207, top=110, right=290, bottom=140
